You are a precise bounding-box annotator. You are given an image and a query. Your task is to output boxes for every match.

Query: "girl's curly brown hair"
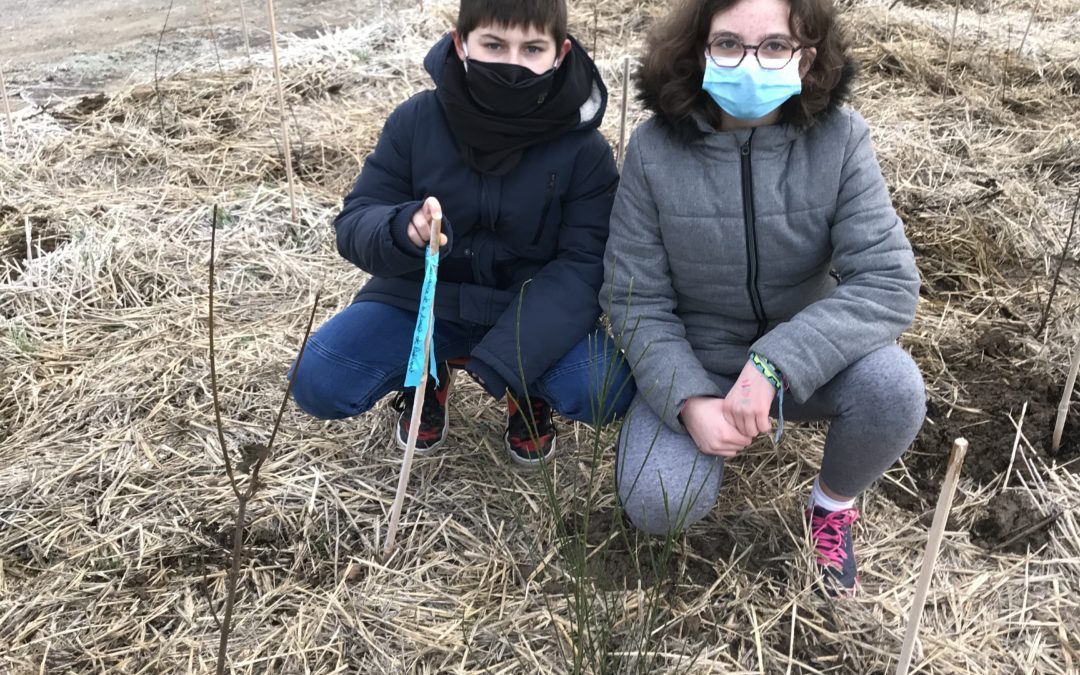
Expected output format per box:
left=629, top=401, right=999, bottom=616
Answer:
left=637, top=0, right=856, bottom=140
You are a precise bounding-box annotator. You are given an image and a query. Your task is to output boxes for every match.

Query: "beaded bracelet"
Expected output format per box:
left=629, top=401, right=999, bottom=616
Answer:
left=748, top=351, right=785, bottom=443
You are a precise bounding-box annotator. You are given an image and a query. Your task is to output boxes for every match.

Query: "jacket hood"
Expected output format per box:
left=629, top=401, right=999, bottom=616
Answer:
left=637, top=56, right=858, bottom=145
left=424, top=33, right=608, bottom=131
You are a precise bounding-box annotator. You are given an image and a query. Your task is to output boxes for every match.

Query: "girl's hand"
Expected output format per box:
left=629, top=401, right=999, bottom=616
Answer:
left=680, top=396, right=754, bottom=458
left=723, top=360, right=776, bottom=439
left=407, top=196, right=449, bottom=249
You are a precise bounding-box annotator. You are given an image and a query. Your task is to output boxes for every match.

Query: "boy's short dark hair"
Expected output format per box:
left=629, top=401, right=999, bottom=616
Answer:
left=456, top=0, right=568, bottom=45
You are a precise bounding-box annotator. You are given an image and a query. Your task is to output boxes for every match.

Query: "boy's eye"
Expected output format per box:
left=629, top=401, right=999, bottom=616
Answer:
left=525, top=45, right=545, bottom=54
left=483, top=42, right=504, bottom=51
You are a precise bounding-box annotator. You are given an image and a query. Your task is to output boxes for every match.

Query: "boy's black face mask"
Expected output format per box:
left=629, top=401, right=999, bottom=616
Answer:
left=463, top=48, right=559, bottom=117
left=437, top=36, right=592, bottom=176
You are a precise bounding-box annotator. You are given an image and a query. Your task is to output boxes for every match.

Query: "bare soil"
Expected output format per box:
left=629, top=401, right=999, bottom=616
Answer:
left=1, top=0, right=380, bottom=109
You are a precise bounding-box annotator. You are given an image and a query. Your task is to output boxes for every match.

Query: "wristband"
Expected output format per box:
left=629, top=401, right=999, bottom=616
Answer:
left=749, top=352, right=782, bottom=389
left=748, top=352, right=785, bottom=443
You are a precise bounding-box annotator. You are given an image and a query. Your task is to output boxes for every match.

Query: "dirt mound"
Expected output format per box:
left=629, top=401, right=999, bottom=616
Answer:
left=972, top=489, right=1058, bottom=553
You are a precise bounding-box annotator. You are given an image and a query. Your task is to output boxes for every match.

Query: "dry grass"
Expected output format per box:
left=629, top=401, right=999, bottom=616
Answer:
left=2, top=0, right=1079, bottom=672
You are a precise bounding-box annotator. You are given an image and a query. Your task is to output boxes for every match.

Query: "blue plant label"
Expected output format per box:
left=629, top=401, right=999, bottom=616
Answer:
left=404, top=247, right=440, bottom=388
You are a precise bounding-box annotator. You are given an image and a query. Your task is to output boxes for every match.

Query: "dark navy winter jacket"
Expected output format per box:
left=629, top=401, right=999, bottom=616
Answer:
left=334, top=35, right=619, bottom=398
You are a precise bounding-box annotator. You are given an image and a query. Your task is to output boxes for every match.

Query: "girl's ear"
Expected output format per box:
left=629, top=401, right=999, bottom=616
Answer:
left=799, top=47, right=817, bottom=78
left=451, top=30, right=467, bottom=61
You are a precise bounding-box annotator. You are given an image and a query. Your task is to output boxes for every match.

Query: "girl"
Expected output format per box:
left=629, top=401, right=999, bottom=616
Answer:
left=601, top=0, right=926, bottom=594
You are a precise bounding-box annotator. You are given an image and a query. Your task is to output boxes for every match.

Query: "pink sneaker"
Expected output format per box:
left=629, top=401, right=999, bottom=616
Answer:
left=807, top=506, right=860, bottom=596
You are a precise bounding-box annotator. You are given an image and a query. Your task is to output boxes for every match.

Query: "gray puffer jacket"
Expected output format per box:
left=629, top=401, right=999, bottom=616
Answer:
left=601, top=106, right=920, bottom=433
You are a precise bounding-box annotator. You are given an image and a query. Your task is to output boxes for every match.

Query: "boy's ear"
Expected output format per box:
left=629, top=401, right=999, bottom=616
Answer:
left=558, top=38, right=572, bottom=65
left=451, top=30, right=467, bottom=61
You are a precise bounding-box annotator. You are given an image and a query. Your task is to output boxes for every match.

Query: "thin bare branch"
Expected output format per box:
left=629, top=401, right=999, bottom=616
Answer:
left=248, top=289, right=321, bottom=489
left=209, top=206, right=242, bottom=501
left=1036, top=185, right=1079, bottom=338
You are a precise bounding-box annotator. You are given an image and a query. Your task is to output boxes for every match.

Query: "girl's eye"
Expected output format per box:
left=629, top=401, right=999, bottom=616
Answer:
left=762, top=39, right=793, bottom=53
left=715, top=39, right=740, bottom=50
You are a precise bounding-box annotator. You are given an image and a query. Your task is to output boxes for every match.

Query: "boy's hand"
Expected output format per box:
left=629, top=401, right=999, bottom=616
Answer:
left=680, top=396, right=754, bottom=458
left=722, top=361, right=776, bottom=439
left=408, top=196, right=449, bottom=249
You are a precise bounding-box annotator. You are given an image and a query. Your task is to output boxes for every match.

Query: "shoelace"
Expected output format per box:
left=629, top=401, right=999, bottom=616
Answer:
left=510, top=399, right=550, bottom=437
left=529, top=399, right=548, bottom=420
left=391, top=387, right=443, bottom=423
left=809, top=508, right=859, bottom=568
left=390, top=391, right=410, bottom=413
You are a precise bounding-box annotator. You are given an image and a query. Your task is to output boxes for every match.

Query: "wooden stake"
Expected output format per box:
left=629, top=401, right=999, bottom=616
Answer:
left=592, top=3, right=599, bottom=56
left=265, top=0, right=299, bottom=226
left=616, top=56, right=630, bottom=171
left=942, top=0, right=961, bottom=98
left=1, top=61, right=14, bottom=135
left=24, top=215, right=32, bottom=263
left=383, top=214, right=443, bottom=559
left=1017, top=0, right=1039, bottom=56
left=202, top=0, right=225, bottom=79
left=896, top=438, right=969, bottom=675
left=238, top=0, right=252, bottom=62
left=1053, top=339, right=1080, bottom=453
left=1001, top=400, right=1027, bottom=491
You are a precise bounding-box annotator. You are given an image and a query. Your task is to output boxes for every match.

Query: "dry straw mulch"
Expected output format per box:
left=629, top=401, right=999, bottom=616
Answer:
left=2, top=0, right=1079, bottom=672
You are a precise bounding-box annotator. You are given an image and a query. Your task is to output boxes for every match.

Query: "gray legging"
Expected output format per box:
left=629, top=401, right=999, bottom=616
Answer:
left=616, top=345, right=926, bottom=535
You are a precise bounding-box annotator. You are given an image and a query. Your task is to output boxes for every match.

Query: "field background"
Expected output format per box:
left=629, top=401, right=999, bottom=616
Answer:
left=1, top=0, right=1079, bottom=672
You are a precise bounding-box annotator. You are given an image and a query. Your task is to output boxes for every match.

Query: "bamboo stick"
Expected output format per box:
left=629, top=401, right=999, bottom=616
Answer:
left=238, top=0, right=252, bottom=62
left=265, top=0, right=299, bottom=226
left=616, top=56, right=630, bottom=171
left=1, top=62, right=14, bottom=135
left=896, top=438, right=969, bottom=675
left=941, top=0, right=962, bottom=97
left=383, top=213, right=443, bottom=558
left=1053, top=339, right=1080, bottom=452
left=1017, top=0, right=1039, bottom=56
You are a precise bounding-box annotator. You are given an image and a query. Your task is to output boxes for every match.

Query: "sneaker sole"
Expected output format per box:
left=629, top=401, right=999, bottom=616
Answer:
left=395, top=371, right=454, bottom=455
left=818, top=572, right=860, bottom=598
left=504, top=430, right=556, bottom=468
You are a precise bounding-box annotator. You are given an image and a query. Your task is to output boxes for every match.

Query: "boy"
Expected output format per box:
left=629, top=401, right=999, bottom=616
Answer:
left=292, top=0, right=634, bottom=465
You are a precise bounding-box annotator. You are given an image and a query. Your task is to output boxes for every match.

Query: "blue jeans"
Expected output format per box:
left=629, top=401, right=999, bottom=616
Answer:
left=291, top=301, right=636, bottom=425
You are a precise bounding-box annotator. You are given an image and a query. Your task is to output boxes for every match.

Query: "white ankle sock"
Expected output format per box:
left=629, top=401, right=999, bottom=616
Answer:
left=809, top=477, right=856, bottom=512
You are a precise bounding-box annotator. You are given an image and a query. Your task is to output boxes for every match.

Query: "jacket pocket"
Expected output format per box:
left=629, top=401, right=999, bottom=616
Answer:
left=531, top=172, right=557, bottom=245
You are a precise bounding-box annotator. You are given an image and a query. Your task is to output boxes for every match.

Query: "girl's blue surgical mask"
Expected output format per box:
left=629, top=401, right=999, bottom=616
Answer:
left=701, top=57, right=802, bottom=121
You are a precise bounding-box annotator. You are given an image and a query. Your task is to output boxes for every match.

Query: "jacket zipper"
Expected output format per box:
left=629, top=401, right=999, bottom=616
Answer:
left=531, top=172, right=557, bottom=245
left=480, top=178, right=492, bottom=231
left=740, top=130, right=768, bottom=340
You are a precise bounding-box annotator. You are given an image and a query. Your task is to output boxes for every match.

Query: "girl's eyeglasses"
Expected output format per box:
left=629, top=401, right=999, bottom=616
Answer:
left=706, top=36, right=804, bottom=70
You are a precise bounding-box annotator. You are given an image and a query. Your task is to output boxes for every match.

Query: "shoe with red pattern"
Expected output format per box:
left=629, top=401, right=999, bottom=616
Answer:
left=806, top=506, right=860, bottom=596
left=505, top=396, right=557, bottom=467
left=393, top=362, right=454, bottom=454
